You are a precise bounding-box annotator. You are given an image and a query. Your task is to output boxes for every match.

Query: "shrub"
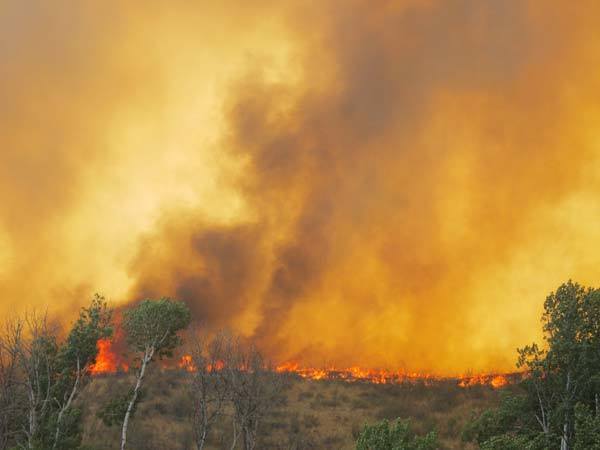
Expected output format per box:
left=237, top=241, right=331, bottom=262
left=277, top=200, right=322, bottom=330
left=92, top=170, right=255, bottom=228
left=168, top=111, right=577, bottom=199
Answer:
left=355, top=418, right=438, bottom=450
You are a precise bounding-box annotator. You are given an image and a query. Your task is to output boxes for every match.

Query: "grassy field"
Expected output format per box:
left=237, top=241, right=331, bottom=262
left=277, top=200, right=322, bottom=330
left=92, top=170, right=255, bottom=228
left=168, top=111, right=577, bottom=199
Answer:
left=79, top=369, right=508, bottom=450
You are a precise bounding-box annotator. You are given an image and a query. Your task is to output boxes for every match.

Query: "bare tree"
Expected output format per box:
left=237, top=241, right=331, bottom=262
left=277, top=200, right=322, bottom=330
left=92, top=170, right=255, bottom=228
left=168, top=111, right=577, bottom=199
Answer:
left=0, top=320, right=25, bottom=450
left=13, top=312, right=58, bottom=449
left=187, top=332, right=229, bottom=450
left=221, top=338, right=283, bottom=450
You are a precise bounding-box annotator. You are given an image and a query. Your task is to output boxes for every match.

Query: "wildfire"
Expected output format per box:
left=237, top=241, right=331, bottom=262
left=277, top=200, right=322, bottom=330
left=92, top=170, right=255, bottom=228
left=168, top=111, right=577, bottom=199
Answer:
left=178, top=355, right=224, bottom=373
left=458, top=374, right=509, bottom=389
left=89, top=338, right=128, bottom=375
left=275, top=362, right=513, bottom=388
left=179, top=355, right=196, bottom=372
left=91, top=341, right=514, bottom=389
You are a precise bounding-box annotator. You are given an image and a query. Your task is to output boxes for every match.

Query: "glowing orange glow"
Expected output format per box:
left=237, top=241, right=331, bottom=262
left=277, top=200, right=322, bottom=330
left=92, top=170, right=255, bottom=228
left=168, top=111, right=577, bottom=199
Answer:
left=89, top=339, right=128, bottom=375
left=457, top=374, right=509, bottom=389
left=276, top=362, right=514, bottom=389
left=97, top=345, right=514, bottom=389
left=179, top=355, right=196, bottom=372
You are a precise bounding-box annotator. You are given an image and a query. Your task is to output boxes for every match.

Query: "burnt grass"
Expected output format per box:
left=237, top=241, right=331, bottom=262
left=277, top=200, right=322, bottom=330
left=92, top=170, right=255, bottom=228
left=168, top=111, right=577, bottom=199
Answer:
left=80, top=370, right=509, bottom=449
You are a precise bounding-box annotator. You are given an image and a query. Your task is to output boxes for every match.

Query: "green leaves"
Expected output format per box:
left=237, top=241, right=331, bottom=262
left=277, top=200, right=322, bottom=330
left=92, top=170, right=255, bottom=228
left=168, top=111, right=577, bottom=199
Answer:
left=465, top=281, right=600, bottom=449
left=573, top=403, right=600, bottom=450
left=59, top=294, right=113, bottom=375
left=355, top=418, right=438, bottom=450
left=122, top=298, right=191, bottom=358
left=98, top=389, right=143, bottom=428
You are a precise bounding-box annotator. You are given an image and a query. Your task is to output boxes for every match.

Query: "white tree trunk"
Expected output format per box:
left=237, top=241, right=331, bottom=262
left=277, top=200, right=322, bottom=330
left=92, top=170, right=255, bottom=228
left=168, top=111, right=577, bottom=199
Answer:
left=120, top=347, right=153, bottom=450
left=52, top=358, right=81, bottom=450
left=230, top=415, right=238, bottom=450
left=560, top=371, right=572, bottom=450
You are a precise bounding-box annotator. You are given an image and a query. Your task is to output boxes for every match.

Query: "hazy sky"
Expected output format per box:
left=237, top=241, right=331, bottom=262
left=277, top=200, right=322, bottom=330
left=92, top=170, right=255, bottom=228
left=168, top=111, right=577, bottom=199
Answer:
left=1, top=0, right=599, bottom=374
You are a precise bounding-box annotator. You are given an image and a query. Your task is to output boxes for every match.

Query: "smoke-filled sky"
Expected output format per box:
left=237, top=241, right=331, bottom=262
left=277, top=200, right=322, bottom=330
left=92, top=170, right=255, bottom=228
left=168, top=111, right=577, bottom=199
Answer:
left=1, top=0, right=600, bottom=374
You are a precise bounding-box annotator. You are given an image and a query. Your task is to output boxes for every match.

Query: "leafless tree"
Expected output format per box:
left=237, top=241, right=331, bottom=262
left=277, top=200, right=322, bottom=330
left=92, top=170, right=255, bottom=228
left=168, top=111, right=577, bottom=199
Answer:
left=187, top=331, right=230, bottom=450
left=14, top=312, right=58, bottom=449
left=0, top=320, right=25, bottom=449
left=220, top=337, right=284, bottom=450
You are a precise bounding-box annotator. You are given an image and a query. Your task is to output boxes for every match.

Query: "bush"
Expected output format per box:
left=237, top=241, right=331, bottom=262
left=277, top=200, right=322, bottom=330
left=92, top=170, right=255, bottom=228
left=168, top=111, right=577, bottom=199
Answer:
left=355, top=418, right=438, bottom=450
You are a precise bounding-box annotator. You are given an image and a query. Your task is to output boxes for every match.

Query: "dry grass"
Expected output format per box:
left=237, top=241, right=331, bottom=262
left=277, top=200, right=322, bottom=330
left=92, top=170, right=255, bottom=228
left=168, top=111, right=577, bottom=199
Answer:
left=79, top=369, right=504, bottom=449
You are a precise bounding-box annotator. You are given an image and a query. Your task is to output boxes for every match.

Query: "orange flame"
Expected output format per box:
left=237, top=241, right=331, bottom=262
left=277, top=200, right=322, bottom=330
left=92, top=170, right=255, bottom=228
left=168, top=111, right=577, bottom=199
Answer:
left=178, top=355, right=224, bottom=372
left=89, top=338, right=128, bottom=375
left=179, top=355, right=196, bottom=372
left=457, top=374, right=509, bottom=388
left=276, top=362, right=514, bottom=388
left=94, top=342, right=513, bottom=389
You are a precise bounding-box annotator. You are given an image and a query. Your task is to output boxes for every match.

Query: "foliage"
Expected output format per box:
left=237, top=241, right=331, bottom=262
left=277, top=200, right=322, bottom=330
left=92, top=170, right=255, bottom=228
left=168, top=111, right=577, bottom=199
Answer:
left=0, top=295, right=113, bottom=450
left=118, top=298, right=191, bottom=450
left=464, top=281, right=600, bottom=450
left=122, top=298, right=191, bottom=359
left=49, top=295, right=112, bottom=450
left=573, top=403, right=600, bottom=450
left=355, top=418, right=438, bottom=450
left=59, top=294, right=113, bottom=375
left=98, top=390, right=142, bottom=427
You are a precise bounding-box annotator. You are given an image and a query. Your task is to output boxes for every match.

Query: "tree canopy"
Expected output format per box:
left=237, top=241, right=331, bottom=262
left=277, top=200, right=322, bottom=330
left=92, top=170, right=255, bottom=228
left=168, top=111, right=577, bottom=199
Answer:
left=464, top=281, right=600, bottom=450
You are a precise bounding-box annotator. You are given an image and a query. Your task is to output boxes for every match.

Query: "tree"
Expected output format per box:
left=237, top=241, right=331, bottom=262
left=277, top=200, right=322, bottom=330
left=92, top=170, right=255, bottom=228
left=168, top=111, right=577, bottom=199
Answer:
left=464, top=281, right=600, bottom=450
left=220, top=336, right=283, bottom=450
left=14, top=312, right=59, bottom=450
left=50, top=295, right=112, bottom=450
left=0, top=296, right=113, bottom=450
left=119, top=298, right=191, bottom=450
left=355, top=418, right=438, bottom=450
left=573, top=403, right=600, bottom=450
left=0, top=319, right=26, bottom=449
left=187, top=331, right=229, bottom=450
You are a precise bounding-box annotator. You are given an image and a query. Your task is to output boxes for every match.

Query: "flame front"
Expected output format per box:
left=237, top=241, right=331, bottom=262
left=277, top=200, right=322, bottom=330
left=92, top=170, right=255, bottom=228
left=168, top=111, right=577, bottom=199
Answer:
left=275, top=362, right=512, bottom=388
left=97, top=347, right=513, bottom=389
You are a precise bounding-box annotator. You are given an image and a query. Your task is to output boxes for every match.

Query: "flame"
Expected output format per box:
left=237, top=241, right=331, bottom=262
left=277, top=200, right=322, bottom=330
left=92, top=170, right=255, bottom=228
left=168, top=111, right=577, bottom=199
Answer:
left=178, top=355, right=225, bottom=373
left=276, top=362, right=513, bottom=388
left=457, top=374, right=509, bottom=389
left=179, top=355, right=196, bottom=372
left=98, top=346, right=513, bottom=389
left=89, top=338, right=128, bottom=375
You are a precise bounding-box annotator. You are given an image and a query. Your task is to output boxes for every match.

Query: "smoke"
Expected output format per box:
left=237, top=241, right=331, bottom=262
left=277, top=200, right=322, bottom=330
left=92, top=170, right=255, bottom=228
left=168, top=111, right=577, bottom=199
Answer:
left=2, top=0, right=600, bottom=373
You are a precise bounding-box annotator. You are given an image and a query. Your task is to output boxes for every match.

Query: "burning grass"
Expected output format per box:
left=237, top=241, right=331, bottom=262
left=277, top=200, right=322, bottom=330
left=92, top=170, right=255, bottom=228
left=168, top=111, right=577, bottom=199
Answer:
left=90, top=337, right=519, bottom=389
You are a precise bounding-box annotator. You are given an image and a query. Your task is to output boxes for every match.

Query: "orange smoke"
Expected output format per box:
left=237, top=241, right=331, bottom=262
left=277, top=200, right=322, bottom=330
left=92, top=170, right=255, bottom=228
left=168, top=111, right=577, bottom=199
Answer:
left=2, top=0, right=600, bottom=376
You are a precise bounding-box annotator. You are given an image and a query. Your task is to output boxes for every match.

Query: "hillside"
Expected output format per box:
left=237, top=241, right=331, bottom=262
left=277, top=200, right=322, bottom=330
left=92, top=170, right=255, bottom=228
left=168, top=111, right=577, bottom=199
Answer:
left=80, top=370, right=508, bottom=450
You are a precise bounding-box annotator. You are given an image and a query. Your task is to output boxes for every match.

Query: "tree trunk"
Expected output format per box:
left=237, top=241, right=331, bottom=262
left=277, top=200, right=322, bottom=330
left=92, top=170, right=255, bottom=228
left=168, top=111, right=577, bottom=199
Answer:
left=52, top=358, right=81, bottom=450
left=230, top=416, right=238, bottom=450
left=27, top=385, right=36, bottom=450
left=196, top=406, right=208, bottom=450
left=561, top=422, right=568, bottom=450
left=120, top=347, right=153, bottom=450
left=197, top=428, right=207, bottom=450
left=560, top=371, right=572, bottom=450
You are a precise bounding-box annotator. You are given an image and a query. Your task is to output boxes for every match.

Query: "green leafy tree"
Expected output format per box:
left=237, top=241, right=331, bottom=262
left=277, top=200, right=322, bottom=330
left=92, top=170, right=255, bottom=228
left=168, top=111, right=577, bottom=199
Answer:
left=355, top=418, right=438, bottom=450
left=50, top=295, right=112, bottom=449
left=119, top=298, right=191, bottom=450
left=1, top=296, right=112, bottom=450
left=464, top=281, right=600, bottom=450
left=573, top=403, right=600, bottom=450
